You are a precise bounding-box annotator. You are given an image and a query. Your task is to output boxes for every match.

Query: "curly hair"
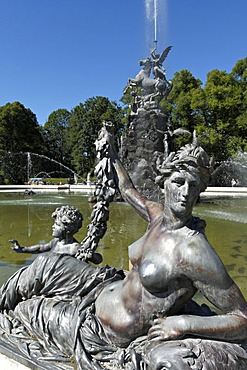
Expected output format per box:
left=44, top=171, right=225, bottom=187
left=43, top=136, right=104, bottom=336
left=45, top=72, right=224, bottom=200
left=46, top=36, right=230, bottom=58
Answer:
left=52, top=205, right=83, bottom=234
left=155, top=143, right=214, bottom=193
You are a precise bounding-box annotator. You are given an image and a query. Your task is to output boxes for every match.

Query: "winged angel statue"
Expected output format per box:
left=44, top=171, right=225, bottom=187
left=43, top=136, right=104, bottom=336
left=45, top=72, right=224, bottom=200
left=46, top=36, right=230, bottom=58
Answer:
left=125, top=45, right=173, bottom=101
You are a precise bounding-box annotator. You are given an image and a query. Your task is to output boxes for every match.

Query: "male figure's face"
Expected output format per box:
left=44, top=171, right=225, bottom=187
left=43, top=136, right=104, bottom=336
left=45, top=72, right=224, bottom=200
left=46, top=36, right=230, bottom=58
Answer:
left=52, top=218, right=66, bottom=238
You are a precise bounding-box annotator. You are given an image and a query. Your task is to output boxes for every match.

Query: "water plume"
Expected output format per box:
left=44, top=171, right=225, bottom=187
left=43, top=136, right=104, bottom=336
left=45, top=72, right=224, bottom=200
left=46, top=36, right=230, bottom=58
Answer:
left=145, top=0, right=168, bottom=49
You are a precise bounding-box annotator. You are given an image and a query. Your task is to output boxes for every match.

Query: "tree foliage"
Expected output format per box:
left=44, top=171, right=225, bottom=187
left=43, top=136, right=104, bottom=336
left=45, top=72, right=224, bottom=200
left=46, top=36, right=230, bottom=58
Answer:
left=0, top=102, right=45, bottom=183
left=159, top=69, right=205, bottom=148
left=158, top=58, right=247, bottom=164
left=67, top=96, right=124, bottom=176
left=43, top=109, right=71, bottom=166
left=0, top=101, right=44, bottom=156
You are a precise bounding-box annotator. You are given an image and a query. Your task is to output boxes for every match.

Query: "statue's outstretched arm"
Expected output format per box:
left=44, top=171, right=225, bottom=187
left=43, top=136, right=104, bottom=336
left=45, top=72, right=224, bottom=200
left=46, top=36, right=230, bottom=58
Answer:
left=9, top=239, right=52, bottom=253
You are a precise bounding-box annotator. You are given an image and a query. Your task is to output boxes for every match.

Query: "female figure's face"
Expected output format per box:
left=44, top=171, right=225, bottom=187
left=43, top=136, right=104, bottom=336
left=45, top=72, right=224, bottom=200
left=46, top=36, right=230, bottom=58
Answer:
left=164, top=169, right=201, bottom=218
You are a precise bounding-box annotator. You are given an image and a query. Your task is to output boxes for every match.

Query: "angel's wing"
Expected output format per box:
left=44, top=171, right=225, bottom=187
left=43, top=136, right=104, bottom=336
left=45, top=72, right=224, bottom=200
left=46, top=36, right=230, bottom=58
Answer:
left=159, top=45, right=172, bottom=64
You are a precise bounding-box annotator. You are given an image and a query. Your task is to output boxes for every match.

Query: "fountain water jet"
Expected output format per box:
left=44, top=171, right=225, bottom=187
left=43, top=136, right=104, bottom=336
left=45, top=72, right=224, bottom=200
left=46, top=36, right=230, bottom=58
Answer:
left=25, top=152, right=78, bottom=178
left=5, top=152, right=79, bottom=183
left=211, top=151, right=247, bottom=187
left=27, top=152, right=32, bottom=181
left=145, top=0, right=168, bottom=49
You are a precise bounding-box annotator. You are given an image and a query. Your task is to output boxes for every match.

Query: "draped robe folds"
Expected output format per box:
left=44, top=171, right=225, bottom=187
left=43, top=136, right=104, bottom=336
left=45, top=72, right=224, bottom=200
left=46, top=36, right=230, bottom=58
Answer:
left=0, top=253, right=125, bottom=369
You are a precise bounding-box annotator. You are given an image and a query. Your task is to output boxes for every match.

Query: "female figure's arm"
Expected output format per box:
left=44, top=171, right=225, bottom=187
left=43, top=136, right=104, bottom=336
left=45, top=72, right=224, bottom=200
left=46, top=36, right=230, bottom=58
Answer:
left=149, top=281, right=247, bottom=342
left=148, top=235, right=247, bottom=342
left=104, top=127, right=163, bottom=222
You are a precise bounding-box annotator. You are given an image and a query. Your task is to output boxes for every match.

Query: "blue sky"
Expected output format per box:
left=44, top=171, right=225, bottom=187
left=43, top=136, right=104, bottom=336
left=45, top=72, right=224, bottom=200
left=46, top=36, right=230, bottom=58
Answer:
left=0, top=0, right=246, bottom=125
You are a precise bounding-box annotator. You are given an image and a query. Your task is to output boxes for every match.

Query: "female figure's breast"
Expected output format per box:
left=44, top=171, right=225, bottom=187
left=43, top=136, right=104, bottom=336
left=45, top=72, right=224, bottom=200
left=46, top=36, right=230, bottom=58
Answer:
left=139, top=245, right=196, bottom=319
left=138, top=229, right=195, bottom=295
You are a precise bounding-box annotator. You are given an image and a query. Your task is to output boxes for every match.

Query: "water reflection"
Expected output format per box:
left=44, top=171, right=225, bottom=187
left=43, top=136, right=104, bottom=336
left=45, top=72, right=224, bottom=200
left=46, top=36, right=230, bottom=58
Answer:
left=0, top=193, right=246, bottom=299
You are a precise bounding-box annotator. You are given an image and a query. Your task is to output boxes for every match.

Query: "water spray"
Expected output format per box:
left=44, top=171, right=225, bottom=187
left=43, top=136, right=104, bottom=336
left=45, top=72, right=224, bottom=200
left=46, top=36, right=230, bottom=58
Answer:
left=154, top=0, right=157, bottom=43
left=145, top=0, right=168, bottom=52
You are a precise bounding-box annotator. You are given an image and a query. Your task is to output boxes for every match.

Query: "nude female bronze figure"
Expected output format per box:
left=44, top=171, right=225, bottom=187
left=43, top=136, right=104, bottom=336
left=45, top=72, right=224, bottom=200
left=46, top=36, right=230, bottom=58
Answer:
left=95, top=128, right=247, bottom=347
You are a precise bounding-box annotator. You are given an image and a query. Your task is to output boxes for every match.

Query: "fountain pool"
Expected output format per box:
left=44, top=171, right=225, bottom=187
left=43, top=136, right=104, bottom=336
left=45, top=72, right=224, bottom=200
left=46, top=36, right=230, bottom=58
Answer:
left=0, top=193, right=246, bottom=299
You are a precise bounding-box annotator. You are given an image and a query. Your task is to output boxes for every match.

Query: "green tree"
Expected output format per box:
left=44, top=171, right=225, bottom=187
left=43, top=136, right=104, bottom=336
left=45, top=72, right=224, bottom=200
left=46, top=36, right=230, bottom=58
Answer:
left=0, top=102, right=45, bottom=183
left=159, top=69, right=205, bottom=148
left=200, top=68, right=245, bottom=162
left=0, top=101, right=44, bottom=155
left=43, top=109, right=71, bottom=166
left=231, top=58, right=247, bottom=151
left=67, top=96, right=124, bottom=176
left=159, top=63, right=247, bottom=164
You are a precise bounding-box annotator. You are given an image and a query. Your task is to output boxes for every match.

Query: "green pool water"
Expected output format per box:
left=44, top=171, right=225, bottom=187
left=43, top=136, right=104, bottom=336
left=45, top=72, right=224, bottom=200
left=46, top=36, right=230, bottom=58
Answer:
left=0, top=193, right=246, bottom=300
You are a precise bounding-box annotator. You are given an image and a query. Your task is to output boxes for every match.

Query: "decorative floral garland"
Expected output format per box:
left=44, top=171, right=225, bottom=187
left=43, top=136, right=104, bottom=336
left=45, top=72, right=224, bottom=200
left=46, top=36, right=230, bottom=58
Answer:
left=76, top=122, right=116, bottom=262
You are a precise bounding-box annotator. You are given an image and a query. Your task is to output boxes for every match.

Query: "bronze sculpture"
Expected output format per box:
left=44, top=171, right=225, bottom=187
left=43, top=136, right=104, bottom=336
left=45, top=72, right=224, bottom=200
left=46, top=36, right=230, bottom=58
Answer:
left=0, top=126, right=246, bottom=369
left=124, top=46, right=173, bottom=104
left=9, top=205, right=83, bottom=256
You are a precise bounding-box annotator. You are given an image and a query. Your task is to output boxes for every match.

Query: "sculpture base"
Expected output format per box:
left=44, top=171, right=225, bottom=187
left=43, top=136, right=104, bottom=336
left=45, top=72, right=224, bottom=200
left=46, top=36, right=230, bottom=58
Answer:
left=0, top=353, right=29, bottom=370
left=0, top=338, right=74, bottom=370
left=1, top=329, right=247, bottom=369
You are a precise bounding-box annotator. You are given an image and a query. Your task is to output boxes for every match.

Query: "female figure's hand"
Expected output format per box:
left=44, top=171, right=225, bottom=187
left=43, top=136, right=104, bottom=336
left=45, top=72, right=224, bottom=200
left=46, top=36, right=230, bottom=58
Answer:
left=148, top=316, right=186, bottom=341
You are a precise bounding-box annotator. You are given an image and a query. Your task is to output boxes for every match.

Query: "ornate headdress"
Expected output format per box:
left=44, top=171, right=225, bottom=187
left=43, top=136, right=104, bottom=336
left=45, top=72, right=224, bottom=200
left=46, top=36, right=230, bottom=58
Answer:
left=155, top=140, right=214, bottom=193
